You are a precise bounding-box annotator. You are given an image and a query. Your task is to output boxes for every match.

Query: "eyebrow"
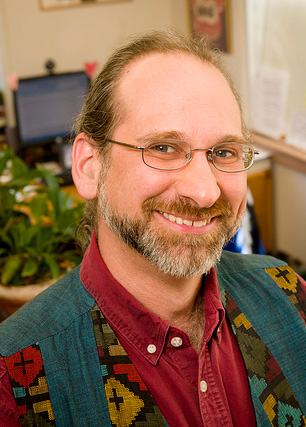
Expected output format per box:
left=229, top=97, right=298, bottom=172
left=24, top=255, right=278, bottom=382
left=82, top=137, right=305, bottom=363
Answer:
left=136, top=130, right=186, bottom=144
left=217, top=134, right=251, bottom=145
left=136, top=131, right=251, bottom=146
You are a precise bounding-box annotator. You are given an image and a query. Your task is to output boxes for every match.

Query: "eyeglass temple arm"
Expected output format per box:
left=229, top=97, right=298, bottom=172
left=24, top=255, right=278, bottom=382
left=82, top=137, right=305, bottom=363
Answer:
left=107, top=139, right=144, bottom=150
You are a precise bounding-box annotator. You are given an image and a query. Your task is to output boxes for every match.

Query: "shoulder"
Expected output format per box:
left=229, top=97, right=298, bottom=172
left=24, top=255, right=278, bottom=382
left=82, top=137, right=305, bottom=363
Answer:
left=216, top=251, right=287, bottom=276
left=0, top=266, right=96, bottom=357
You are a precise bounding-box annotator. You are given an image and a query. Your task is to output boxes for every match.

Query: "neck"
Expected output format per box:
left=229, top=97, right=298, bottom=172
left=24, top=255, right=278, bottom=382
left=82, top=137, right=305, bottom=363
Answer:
left=170, top=290, right=205, bottom=354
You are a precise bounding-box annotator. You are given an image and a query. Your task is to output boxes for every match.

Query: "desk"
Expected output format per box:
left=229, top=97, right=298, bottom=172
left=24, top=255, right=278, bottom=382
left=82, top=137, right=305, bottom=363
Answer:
left=252, top=132, right=306, bottom=174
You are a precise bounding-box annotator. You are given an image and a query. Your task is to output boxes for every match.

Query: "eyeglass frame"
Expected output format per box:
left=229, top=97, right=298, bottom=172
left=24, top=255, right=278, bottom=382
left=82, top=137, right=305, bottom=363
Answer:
left=106, top=138, right=260, bottom=173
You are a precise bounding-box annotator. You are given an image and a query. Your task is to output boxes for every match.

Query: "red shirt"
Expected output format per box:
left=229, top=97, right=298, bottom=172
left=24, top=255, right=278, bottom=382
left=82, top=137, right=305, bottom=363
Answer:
left=0, top=234, right=256, bottom=426
left=80, top=234, right=256, bottom=426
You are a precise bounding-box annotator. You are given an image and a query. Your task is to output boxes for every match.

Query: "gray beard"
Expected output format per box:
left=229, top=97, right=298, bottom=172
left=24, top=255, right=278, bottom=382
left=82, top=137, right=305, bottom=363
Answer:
left=98, top=180, right=242, bottom=278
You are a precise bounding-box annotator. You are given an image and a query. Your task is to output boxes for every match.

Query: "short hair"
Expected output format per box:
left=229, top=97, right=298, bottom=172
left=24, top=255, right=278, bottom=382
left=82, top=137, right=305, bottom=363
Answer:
left=75, top=28, right=243, bottom=151
left=74, top=28, right=245, bottom=252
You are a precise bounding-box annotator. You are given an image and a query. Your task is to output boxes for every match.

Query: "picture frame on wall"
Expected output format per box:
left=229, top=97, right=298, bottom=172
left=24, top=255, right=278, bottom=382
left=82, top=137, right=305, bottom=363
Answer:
left=40, top=0, right=131, bottom=10
left=188, top=0, right=231, bottom=53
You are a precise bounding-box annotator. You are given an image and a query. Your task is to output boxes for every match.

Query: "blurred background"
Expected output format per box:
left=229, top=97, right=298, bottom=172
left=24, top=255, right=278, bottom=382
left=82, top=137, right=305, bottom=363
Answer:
left=0, top=0, right=305, bottom=299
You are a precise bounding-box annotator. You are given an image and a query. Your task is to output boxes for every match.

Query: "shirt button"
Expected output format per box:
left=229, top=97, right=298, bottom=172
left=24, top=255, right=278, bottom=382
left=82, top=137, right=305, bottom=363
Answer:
left=200, top=380, right=208, bottom=393
left=147, top=344, right=157, bottom=354
left=171, top=337, right=183, bottom=347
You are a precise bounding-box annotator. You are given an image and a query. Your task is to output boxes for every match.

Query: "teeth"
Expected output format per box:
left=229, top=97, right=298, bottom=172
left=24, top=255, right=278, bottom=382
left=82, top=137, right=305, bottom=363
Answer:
left=161, top=212, right=212, bottom=227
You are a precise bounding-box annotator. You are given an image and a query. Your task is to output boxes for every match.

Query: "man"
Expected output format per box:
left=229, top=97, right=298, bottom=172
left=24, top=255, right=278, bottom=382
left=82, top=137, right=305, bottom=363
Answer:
left=1, top=29, right=306, bottom=426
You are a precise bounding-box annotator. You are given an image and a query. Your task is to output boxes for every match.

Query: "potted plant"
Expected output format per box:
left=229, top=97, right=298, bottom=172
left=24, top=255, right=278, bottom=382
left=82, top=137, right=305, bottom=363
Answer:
left=0, top=146, right=83, bottom=318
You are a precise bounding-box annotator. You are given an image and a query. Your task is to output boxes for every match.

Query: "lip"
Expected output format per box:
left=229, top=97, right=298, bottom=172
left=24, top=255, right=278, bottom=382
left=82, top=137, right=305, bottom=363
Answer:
left=156, top=211, right=215, bottom=233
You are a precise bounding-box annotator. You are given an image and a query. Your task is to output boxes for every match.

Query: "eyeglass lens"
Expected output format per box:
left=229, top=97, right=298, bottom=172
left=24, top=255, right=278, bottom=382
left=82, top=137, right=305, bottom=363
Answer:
left=142, top=140, right=254, bottom=172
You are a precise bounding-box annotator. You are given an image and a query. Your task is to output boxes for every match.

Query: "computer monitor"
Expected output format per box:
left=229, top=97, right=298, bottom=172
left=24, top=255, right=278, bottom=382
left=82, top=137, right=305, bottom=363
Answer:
left=14, top=71, right=89, bottom=146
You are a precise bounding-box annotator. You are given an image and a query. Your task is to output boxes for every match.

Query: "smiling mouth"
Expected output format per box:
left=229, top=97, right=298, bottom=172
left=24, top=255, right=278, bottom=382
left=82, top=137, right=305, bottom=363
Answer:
left=159, top=212, right=213, bottom=227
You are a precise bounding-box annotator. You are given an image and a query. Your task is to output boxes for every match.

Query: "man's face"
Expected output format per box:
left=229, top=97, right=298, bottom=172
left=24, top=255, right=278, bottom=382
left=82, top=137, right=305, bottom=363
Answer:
left=97, top=52, right=248, bottom=277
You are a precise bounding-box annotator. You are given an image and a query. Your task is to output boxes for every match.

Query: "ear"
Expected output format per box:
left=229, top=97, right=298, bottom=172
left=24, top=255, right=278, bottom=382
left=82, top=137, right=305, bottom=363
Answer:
left=72, top=133, right=102, bottom=200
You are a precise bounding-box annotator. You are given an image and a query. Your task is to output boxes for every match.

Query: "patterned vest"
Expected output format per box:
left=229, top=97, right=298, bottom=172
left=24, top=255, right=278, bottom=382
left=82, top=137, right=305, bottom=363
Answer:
left=1, top=252, right=306, bottom=426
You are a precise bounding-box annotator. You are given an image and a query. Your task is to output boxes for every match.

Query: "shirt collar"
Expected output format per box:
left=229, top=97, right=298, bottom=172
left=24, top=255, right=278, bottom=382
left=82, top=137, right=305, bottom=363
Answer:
left=80, top=232, right=169, bottom=364
left=80, top=231, right=225, bottom=363
left=203, top=267, right=226, bottom=343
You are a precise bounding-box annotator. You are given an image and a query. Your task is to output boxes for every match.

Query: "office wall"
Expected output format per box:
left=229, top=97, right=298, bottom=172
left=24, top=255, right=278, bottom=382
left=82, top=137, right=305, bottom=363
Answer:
left=2, top=0, right=188, bottom=76
left=0, top=0, right=188, bottom=126
left=274, top=164, right=306, bottom=263
left=0, top=0, right=248, bottom=127
left=258, top=1, right=306, bottom=264
left=245, top=0, right=306, bottom=264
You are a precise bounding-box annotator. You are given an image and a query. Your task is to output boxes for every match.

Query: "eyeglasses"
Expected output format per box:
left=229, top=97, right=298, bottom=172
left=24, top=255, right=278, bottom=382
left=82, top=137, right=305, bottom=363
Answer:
left=106, top=139, right=260, bottom=173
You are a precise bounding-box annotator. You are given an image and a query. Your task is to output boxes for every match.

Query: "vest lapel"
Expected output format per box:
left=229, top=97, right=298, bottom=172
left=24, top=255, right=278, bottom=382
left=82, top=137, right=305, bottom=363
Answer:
left=91, top=304, right=168, bottom=426
left=218, top=265, right=306, bottom=426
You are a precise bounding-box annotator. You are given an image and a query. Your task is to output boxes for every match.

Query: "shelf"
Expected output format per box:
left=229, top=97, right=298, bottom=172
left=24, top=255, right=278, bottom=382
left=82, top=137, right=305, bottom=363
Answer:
left=252, top=132, right=306, bottom=174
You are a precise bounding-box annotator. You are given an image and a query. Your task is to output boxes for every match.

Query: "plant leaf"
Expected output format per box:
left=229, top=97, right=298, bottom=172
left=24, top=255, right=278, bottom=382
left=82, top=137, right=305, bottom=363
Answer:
left=27, top=246, right=42, bottom=260
left=9, top=169, right=42, bottom=188
left=11, top=157, right=27, bottom=178
left=61, top=250, right=82, bottom=266
left=21, top=258, right=39, bottom=277
left=30, top=194, right=48, bottom=222
left=1, top=255, right=23, bottom=285
left=43, top=253, right=59, bottom=280
left=0, top=248, right=8, bottom=257
left=0, top=188, right=15, bottom=214
left=38, top=167, right=60, bottom=217
left=0, top=229, right=14, bottom=249
left=57, top=210, right=77, bottom=234
left=0, top=147, right=13, bottom=176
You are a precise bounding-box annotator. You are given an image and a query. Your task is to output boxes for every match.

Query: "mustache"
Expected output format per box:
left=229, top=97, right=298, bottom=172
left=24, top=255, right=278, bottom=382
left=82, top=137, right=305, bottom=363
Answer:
left=143, top=197, right=233, bottom=219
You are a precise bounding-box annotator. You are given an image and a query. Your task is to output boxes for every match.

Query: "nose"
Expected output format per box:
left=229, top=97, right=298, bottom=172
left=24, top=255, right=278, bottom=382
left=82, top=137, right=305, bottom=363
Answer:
left=174, top=151, right=221, bottom=208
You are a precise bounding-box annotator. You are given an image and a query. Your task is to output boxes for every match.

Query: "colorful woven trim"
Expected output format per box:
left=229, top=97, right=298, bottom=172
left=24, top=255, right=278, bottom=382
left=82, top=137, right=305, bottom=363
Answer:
left=223, top=274, right=306, bottom=427
left=4, top=343, right=55, bottom=426
left=265, top=266, right=306, bottom=325
left=91, top=304, right=166, bottom=426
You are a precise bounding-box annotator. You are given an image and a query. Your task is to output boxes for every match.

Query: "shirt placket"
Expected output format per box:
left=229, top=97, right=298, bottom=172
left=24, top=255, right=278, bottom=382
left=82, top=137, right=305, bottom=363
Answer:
left=198, top=323, right=234, bottom=426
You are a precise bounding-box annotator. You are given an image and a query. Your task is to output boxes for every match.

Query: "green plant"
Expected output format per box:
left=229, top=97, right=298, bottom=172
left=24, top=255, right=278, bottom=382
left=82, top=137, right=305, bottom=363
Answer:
left=0, top=146, right=84, bottom=286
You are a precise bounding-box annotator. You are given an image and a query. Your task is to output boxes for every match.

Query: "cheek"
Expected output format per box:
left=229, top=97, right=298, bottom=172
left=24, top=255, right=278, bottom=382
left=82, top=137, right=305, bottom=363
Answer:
left=220, top=175, right=248, bottom=215
left=103, top=159, right=173, bottom=214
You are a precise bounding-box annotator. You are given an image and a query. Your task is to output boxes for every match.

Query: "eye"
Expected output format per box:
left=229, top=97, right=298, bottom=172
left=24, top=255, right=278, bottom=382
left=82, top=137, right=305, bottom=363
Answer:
left=151, top=144, right=176, bottom=153
left=145, top=140, right=189, bottom=158
left=214, top=148, right=236, bottom=159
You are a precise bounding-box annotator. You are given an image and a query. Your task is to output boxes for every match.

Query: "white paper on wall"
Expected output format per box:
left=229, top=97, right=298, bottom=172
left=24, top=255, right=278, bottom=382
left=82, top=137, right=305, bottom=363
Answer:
left=253, top=67, right=290, bottom=139
left=288, top=110, right=306, bottom=150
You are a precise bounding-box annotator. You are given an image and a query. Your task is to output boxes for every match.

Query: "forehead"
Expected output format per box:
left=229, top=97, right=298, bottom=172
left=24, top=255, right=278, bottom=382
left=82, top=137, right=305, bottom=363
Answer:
left=115, top=52, right=242, bottom=140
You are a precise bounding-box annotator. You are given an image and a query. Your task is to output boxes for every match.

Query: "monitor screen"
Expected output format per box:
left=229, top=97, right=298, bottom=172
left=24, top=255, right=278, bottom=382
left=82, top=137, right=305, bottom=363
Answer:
left=14, top=72, right=89, bottom=145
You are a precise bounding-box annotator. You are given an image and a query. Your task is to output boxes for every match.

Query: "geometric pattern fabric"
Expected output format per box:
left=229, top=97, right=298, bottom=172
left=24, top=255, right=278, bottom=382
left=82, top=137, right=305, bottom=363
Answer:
left=4, top=343, right=55, bottom=426
left=265, top=266, right=306, bottom=326
left=3, top=265, right=306, bottom=426
left=223, top=267, right=306, bottom=427
left=91, top=304, right=166, bottom=426
left=4, top=306, right=167, bottom=427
